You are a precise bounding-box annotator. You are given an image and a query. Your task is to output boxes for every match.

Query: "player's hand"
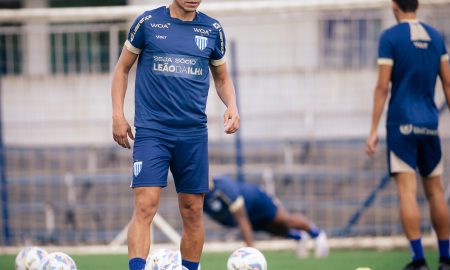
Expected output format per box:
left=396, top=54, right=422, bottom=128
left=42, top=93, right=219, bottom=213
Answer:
left=365, top=132, right=378, bottom=156
left=224, top=106, right=240, bottom=134
left=112, top=116, right=134, bottom=149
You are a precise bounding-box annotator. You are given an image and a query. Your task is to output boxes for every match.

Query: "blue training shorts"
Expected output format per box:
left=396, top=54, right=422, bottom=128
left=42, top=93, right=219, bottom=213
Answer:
left=248, top=188, right=278, bottom=231
left=386, top=124, right=443, bottom=177
left=131, top=127, right=209, bottom=194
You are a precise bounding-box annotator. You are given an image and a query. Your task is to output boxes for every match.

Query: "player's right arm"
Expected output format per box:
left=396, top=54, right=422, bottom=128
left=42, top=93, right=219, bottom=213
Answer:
left=366, top=65, right=392, bottom=156
left=230, top=200, right=254, bottom=247
left=366, top=32, right=393, bottom=156
left=111, top=13, right=147, bottom=149
left=111, top=47, right=138, bottom=149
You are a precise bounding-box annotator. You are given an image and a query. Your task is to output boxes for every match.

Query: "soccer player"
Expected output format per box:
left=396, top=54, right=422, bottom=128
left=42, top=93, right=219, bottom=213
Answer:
left=204, top=175, right=329, bottom=258
left=366, top=1, right=450, bottom=269
left=111, top=1, right=240, bottom=270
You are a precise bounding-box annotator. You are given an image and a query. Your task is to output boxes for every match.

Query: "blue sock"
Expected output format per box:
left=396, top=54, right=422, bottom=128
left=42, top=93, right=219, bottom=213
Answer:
left=129, top=258, right=146, bottom=270
left=438, top=239, right=450, bottom=259
left=182, top=259, right=199, bottom=270
left=409, top=239, right=425, bottom=261
left=308, top=227, right=320, bottom=239
left=287, top=229, right=302, bottom=241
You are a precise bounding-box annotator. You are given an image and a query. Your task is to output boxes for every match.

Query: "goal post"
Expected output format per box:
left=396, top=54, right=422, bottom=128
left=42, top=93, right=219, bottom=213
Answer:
left=109, top=213, right=181, bottom=247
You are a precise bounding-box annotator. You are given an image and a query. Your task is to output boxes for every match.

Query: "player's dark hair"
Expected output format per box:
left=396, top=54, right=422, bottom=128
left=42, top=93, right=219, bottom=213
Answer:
left=393, top=0, right=419, bottom=12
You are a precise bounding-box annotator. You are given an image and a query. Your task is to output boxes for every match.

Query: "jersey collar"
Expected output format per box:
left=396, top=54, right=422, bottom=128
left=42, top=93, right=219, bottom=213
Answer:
left=400, top=19, right=419, bottom=23
left=164, top=5, right=200, bottom=24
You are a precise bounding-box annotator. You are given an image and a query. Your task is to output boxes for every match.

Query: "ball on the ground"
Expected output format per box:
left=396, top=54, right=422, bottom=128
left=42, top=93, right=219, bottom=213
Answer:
left=20, top=246, right=48, bottom=270
left=40, top=251, right=77, bottom=270
left=15, top=247, right=32, bottom=270
left=227, top=247, right=267, bottom=270
left=146, top=249, right=182, bottom=270
left=160, top=263, right=188, bottom=270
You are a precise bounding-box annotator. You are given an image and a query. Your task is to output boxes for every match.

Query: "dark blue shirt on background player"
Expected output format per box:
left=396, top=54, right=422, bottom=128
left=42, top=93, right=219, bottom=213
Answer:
left=366, top=1, right=450, bottom=270
left=204, top=176, right=329, bottom=258
left=204, top=176, right=278, bottom=230
left=378, top=20, right=448, bottom=128
left=111, top=1, right=240, bottom=270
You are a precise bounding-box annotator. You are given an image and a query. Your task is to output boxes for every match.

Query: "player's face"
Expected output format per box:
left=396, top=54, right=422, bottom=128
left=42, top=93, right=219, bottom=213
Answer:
left=173, top=0, right=202, bottom=13
left=391, top=1, right=401, bottom=22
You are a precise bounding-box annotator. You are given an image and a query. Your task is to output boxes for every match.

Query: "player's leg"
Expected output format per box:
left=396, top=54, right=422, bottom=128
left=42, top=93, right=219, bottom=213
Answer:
left=395, top=172, right=431, bottom=270
left=387, top=127, right=429, bottom=269
left=395, top=172, right=421, bottom=240
left=422, top=175, right=450, bottom=260
left=128, top=128, right=174, bottom=270
left=128, top=187, right=162, bottom=269
left=178, top=193, right=205, bottom=270
left=261, top=198, right=328, bottom=258
left=172, top=134, right=209, bottom=270
left=417, top=133, right=450, bottom=269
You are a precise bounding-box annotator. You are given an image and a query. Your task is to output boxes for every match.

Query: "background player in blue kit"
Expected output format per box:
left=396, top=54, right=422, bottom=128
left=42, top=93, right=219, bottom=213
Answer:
left=204, top=176, right=329, bottom=258
left=111, top=1, right=240, bottom=270
left=366, top=0, right=450, bottom=269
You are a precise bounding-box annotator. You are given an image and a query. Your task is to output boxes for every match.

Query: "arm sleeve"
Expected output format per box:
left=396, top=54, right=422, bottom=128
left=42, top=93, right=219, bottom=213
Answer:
left=125, top=12, right=149, bottom=55
left=377, top=32, right=394, bottom=66
left=210, top=22, right=227, bottom=66
left=214, top=176, right=243, bottom=212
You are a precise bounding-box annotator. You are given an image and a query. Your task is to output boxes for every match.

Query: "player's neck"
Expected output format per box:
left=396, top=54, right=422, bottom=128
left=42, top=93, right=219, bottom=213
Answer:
left=169, top=4, right=197, bottom=21
left=397, top=12, right=417, bottom=23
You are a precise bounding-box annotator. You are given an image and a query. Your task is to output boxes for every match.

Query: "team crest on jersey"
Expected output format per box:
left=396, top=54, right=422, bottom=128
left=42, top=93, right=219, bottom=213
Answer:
left=133, top=161, right=142, bottom=177
left=195, top=35, right=208, bottom=51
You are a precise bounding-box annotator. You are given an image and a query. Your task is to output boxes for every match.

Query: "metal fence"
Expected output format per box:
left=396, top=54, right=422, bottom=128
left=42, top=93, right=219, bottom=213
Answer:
left=1, top=3, right=450, bottom=246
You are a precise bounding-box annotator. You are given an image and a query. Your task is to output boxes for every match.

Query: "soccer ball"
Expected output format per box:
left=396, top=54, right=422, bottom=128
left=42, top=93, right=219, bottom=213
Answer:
left=159, top=263, right=188, bottom=270
left=22, top=247, right=48, bottom=270
left=146, top=249, right=182, bottom=270
left=15, top=247, right=31, bottom=270
left=40, top=252, right=77, bottom=270
left=227, top=247, right=267, bottom=270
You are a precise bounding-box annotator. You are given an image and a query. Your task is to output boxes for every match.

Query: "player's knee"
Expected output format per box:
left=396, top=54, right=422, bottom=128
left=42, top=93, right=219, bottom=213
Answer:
left=179, top=200, right=203, bottom=224
left=134, top=197, right=158, bottom=222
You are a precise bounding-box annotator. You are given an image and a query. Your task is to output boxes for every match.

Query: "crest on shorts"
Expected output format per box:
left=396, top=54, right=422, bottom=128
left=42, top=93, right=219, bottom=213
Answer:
left=133, top=161, right=142, bottom=177
left=399, top=124, right=413, bottom=135
left=195, top=35, right=208, bottom=51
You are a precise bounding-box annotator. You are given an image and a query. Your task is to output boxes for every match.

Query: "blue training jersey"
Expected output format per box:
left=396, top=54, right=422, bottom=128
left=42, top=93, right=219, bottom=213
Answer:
left=378, top=20, right=449, bottom=127
left=203, top=176, right=270, bottom=228
left=125, top=6, right=226, bottom=134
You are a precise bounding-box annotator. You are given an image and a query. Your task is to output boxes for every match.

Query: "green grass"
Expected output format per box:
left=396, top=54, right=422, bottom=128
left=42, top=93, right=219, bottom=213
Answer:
left=1, top=249, right=440, bottom=270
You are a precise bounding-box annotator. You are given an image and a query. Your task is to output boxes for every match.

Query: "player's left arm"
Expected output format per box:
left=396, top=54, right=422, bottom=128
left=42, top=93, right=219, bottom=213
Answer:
left=230, top=201, right=254, bottom=247
left=210, top=63, right=240, bottom=134
left=439, top=57, right=450, bottom=109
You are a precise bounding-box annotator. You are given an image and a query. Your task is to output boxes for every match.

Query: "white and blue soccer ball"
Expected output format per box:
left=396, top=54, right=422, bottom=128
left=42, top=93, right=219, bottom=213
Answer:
left=15, top=247, right=31, bottom=270
left=40, top=252, right=77, bottom=270
left=227, top=247, right=268, bottom=270
left=16, top=246, right=48, bottom=270
left=160, top=263, right=188, bottom=270
left=145, top=249, right=182, bottom=270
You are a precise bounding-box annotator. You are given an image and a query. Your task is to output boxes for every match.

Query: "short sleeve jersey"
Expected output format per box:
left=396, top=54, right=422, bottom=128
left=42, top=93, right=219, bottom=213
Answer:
left=204, top=176, right=273, bottom=228
left=203, top=176, right=244, bottom=227
left=126, top=6, right=226, bottom=134
left=378, top=20, right=449, bottom=127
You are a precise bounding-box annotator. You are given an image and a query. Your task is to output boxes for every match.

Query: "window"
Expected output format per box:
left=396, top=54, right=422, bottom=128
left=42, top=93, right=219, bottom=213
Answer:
left=50, top=23, right=127, bottom=74
left=0, top=24, right=22, bottom=75
left=321, top=14, right=382, bottom=69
